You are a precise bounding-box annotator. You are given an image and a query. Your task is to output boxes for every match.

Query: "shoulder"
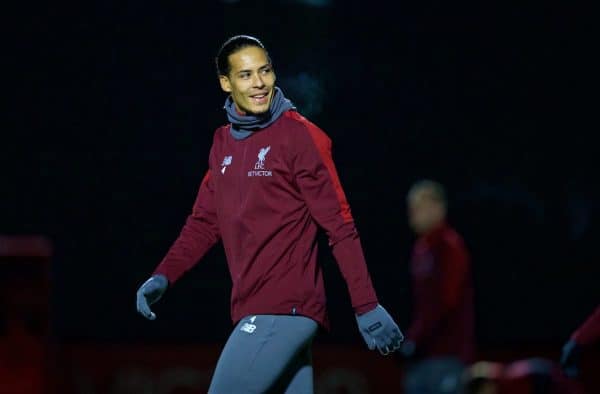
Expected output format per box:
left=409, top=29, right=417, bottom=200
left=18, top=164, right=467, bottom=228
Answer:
left=440, top=225, right=470, bottom=259
left=207, top=125, right=230, bottom=164
left=280, top=111, right=331, bottom=149
left=442, top=225, right=463, bottom=242
left=212, top=124, right=230, bottom=145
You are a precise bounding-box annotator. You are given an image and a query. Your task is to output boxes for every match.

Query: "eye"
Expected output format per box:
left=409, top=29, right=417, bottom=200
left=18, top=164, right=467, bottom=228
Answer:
left=239, top=72, right=251, bottom=79
left=260, top=67, right=272, bottom=75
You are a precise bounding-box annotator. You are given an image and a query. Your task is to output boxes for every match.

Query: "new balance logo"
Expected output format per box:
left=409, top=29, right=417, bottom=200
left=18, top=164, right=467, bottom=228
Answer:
left=240, top=316, right=257, bottom=334
left=221, top=155, right=232, bottom=174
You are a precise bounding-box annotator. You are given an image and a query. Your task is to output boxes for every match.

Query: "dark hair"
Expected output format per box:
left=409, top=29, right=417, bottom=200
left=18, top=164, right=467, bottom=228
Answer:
left=215, top=35, right=270, bottom=77
left=407, top=179, right=447, bottom=206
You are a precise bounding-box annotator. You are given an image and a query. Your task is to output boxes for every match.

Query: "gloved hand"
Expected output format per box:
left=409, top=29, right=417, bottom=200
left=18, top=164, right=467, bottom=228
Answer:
left=355, top=304, right=404, bottom=355
left=560, top=338, right=581, bottom=378
left=136, top=274, right=168, bottom=320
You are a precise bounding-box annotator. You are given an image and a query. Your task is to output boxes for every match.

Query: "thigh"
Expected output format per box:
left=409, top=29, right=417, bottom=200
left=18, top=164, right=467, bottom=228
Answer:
left=283, top=362, right=313, bottom=394
left=279, top=345, right=313, bottom=394
left=208, top=315, right=318, bottom=394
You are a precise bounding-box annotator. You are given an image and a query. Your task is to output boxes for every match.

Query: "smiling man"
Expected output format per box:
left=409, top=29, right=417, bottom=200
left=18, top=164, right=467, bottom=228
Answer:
left=135, top=35, right=403, bottom=393
left=219, top=44, right=274, bottom=114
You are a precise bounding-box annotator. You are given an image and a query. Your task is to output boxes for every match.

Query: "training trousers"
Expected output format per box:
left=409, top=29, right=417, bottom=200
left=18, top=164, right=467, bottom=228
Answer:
left=208, top=314, right=318, bottom=394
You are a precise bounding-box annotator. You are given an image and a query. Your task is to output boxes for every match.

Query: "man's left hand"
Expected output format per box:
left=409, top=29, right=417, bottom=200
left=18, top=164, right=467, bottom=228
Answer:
left=356, top=304, right=404, bottom=355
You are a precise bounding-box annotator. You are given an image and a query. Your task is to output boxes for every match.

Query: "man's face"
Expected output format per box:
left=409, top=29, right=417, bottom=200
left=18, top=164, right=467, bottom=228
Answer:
left=219, top=46, right=276, bottom=115
left=407, top=189, right=444, bottom=235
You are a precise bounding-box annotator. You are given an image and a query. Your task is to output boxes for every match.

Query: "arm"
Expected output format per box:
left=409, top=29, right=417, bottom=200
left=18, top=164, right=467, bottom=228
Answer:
left=292, top=123, right=403, bottom=354
left=561, top=305, right=600, bottom=377
left=406, top=256, right=444, bottom=348
left=408, top=239, right=469, bottom=348
left=571, top=305, right=600, bottom=346
left=136, top=169, right=220, bottom=320
left=292, top=124, right=377, bottom=313
left=153, top=170, right=221, bottom=284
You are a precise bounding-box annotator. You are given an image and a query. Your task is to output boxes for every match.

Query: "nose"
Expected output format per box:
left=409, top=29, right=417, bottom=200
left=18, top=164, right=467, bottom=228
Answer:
left=252, top=73, right=265, bottom=88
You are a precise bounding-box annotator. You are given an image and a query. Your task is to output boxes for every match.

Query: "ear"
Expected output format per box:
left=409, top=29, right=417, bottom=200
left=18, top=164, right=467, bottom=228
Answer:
left=219, top=75, right=232, bottom=93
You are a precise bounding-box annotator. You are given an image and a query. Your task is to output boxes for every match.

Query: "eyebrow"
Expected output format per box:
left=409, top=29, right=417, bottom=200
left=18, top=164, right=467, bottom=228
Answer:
left=236, top=64, right=272, bottom=75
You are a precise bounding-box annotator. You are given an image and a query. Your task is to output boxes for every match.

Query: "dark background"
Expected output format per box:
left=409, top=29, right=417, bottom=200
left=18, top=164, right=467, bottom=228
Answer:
left=3, top=0, right=597, bottom=354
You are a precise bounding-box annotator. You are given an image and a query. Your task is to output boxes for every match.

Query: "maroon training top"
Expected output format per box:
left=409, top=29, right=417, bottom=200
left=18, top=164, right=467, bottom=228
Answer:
left=153, top=110, right=378, bottom=329
left=407, top=222, right=476, bottom=363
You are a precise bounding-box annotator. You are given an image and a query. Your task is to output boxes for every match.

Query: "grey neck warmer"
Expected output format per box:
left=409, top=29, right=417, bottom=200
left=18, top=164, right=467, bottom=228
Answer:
left=224, top=87, right=295, bottom=140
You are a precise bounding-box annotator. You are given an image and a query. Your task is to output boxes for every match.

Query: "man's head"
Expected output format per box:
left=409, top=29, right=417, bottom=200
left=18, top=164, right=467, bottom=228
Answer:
left=406, top=179, right=447, bottom=235
left=215, top=35, right=276, bottom=115
left=463, top=361, right=503, bottom=394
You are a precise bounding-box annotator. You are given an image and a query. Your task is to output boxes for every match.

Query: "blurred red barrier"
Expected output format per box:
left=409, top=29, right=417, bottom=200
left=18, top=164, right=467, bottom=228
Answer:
left=49, top=343, right=599, bottom=394
left=51, top=343, right=402, bottom=394
left=0, top=235, right=52, bottom=394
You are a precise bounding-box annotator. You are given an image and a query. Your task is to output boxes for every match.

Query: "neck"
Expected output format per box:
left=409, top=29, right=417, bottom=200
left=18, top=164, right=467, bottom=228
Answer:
left=224, top=86, right=295, bottom=140
left=234, top=104, right=246, bottom=116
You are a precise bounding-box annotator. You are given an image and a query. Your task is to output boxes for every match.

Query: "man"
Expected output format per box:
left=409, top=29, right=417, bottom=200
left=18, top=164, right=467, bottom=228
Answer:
left=400, top=179, right=476, bottom=394
left=135, top=35, right=403, bottom=393
left=560, top=304, right=600, bottom=378
left=463, top=359, right=585, bottom=394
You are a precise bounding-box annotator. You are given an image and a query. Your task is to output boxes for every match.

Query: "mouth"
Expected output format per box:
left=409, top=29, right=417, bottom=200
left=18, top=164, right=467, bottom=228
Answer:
left=249, top=91, right=270, bottom=105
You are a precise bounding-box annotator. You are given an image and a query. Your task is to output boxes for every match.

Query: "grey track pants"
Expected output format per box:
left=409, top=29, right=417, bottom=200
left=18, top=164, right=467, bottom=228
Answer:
left=208, top=314, right=319, bottom=394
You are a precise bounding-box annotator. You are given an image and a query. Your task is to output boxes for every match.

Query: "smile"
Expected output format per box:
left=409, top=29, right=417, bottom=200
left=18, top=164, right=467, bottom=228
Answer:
left=250, top=92, right=269, bottom=105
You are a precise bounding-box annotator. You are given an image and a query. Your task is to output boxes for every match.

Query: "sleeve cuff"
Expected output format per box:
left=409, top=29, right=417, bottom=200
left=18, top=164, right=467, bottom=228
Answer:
left=354, top=301, right=379, bottom=315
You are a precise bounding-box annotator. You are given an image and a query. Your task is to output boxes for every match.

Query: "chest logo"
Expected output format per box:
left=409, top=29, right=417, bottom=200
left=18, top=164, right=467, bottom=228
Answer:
left=248, top=146, right=272, bottom=177
left=221, top=155, right=232, bottom=174
left=255, top=146, right=271, bottom=169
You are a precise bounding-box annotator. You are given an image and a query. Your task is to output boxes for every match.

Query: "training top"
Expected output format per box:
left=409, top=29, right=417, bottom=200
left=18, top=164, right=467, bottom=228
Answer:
left=407, top=222, right=476, bottom=363
left=153, top=110, right=378, bottom=329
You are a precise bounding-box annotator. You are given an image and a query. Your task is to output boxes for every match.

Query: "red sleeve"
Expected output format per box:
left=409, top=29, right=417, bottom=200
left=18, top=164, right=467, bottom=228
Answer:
left=292, top=122, right=378, bottom=314
left=440, top=235, right=470, bottom=311
left=408, top=237, right=469, bottom=345
left=571, top=305, right=600, bottom=346
left=407, top=253, right=444, bottom=345
left=153, top=170, right=220, bottom=284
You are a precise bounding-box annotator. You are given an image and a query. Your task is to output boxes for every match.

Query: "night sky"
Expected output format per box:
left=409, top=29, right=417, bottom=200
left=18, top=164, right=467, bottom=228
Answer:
left=3, top=0, right=597, bottom=348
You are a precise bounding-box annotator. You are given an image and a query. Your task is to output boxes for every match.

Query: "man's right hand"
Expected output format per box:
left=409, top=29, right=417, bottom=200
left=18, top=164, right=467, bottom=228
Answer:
left=136, top=274, right=168, bottom=320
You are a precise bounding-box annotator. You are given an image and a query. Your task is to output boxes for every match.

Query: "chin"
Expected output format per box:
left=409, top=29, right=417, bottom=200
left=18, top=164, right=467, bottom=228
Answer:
left=412, top=225, right=426, bottom=235
left=246, top=105, right=270, bottom=115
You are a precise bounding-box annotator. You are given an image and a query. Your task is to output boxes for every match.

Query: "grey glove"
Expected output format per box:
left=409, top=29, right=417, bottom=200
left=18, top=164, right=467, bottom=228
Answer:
left=356, top=304, right=404, bottom=355
left=560, top=339, right=581, bottom=378
left=136, top=274, right=168, bottom=320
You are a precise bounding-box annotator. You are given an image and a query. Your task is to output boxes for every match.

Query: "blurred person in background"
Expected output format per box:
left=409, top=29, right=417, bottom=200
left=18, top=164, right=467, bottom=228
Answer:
left=463, top=358, right=585, bottom=394
left=560, top=304, right=600, bottom=379
left=134, top=34, right=403, bottom=394
left=463, top=361, right=503, bottom=394
left=399, top=179, right=476, bottom=394
left=0, top=279, right=45, bottom=394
